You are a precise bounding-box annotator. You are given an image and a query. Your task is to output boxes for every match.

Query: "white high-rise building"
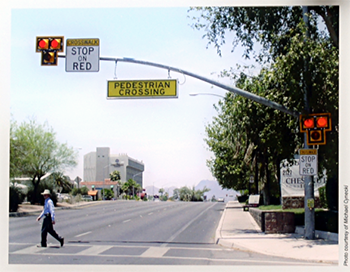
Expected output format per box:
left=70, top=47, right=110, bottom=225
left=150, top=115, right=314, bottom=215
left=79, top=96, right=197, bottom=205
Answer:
left=83, top=147, right=144, bottom=187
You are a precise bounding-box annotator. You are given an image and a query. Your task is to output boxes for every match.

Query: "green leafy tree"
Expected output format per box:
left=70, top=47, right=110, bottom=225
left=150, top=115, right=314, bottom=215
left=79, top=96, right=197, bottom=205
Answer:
left=191, top=6, right=338, bottom=205
left=177, top=186, right=210, bottom=202
left=71, top=186, right=89, bottom=196
left=110, top=170, right=121, bottom=182
left=173, top=188, right=180, bottom=200
left=80, top=186, right=89, bottom=195
left=122, top=179, right=141, bottom=197
left=10, top=117, right=22, bottom=179
left=190, top=6, right=338, bottom=60
left=158, top=188, right=165, bottom=197
left=102, top=188, right=114, bottom=200
left=10, top=118, right=77, bottom=204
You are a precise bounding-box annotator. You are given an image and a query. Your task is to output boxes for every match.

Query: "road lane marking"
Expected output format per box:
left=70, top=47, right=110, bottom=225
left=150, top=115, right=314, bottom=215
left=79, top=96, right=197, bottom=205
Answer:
left=75, top=231, right=91, bottom=237
left=77, top=245, right=113, bottom=255
left=148, top=212, right=153, bottom=215
left=141, top=247, right=169, bottom=257
left=123, top=219, right=131, bottom=223
left=162, top=202, right=216, bottom=247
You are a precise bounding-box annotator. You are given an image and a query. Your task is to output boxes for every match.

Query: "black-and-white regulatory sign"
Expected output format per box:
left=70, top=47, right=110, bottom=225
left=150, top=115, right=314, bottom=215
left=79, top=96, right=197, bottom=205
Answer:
left=66, top=38, right=99, bottom=72
left=299, top=149, right=318, bottom=176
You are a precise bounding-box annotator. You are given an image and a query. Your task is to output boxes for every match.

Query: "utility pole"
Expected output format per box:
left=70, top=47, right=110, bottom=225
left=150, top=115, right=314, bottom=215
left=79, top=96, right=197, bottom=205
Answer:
left=303, top=6, right=315, bottom=240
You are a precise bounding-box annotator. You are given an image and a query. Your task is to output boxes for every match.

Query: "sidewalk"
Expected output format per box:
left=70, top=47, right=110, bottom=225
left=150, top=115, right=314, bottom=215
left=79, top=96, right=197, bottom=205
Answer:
left=215, top=201, right=339, bottom=264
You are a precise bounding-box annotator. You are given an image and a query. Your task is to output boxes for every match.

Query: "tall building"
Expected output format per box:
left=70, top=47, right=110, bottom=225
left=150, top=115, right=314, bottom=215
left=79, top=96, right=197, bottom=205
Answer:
left=83, top=147, right=144, bottom=188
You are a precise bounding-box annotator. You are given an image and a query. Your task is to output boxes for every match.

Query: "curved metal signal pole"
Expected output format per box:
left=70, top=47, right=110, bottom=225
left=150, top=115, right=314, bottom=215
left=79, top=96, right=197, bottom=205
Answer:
left=100, top=57, right=300, bottom=118
left=59, top=54, right=300, bottom=118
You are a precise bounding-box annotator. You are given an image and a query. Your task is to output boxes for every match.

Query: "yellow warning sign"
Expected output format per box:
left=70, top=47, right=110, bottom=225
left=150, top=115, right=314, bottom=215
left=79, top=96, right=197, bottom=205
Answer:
left=299, top=149, right=318, bottom=155
left=107, top=79, right=178, bottom=99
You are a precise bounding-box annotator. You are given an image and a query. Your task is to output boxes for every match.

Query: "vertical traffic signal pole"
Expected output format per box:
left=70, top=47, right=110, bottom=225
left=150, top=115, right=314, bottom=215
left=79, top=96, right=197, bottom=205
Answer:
left=303, top=6, right=315, bottom=240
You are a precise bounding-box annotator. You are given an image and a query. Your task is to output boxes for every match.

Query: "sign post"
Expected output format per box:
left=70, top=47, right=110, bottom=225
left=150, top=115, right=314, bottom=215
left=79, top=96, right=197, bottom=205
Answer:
left=66, top=38, right=100, bottom=72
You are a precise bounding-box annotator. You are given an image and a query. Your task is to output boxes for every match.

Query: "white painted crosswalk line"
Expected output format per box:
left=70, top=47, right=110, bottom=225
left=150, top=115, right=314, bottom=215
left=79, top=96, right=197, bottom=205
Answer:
left=141, top=247, right=169, bottom=258
left=13, top=245, right=46, bottom=254
left=77, top=245, right=113, bottom=255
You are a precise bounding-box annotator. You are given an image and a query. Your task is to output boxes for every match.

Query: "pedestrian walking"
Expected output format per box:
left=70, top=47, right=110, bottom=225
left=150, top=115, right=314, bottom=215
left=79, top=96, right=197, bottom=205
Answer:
left=36, top=189, right=64, bottom=247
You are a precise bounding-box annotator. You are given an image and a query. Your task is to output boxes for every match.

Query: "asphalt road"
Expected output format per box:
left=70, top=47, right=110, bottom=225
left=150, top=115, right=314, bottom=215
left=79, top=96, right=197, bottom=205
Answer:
left=9, top=200, right=323, bottom=265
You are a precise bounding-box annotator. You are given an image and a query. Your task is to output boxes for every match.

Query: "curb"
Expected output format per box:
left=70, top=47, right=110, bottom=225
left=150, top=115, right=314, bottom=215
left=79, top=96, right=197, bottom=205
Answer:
left=295, top=226, right=338, bottom=242
left=215, top=202, right=339, bottom=264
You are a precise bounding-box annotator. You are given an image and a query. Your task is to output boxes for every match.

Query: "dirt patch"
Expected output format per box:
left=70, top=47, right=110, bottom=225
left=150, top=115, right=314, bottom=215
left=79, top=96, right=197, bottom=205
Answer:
left=17, top=204, right=43, bottom=213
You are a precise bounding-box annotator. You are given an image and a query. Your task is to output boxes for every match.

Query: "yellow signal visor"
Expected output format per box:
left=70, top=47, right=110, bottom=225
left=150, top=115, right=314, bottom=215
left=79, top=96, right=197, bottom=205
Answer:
left=107, top=79, right=178, bottom=99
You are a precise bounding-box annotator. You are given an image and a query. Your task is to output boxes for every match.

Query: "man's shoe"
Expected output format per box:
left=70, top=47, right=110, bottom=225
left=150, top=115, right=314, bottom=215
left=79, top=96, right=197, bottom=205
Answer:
left=37, top=244, right=46, bottom=248
left=60, top=238, right=64, bottom=247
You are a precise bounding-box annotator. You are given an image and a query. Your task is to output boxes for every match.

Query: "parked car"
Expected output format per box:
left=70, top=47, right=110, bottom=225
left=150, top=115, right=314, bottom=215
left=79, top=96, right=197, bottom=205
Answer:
left=82, top=195, right=93, bottom=201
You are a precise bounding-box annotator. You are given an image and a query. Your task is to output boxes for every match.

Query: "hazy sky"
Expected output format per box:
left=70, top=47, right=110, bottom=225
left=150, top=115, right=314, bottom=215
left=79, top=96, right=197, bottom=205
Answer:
left=4, top=1, right=348, bottom=192
left=9, top=6, right=261, bottom=189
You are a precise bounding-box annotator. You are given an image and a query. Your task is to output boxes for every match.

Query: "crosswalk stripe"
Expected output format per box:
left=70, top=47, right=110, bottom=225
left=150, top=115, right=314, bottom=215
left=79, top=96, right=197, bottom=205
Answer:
left=77, top=245, right=113, bottom=255
left=140, top=246, right=169, bottom=257
left=13, top=245, right=46, bottom=254
left=8, top=243, right=328, bottom=265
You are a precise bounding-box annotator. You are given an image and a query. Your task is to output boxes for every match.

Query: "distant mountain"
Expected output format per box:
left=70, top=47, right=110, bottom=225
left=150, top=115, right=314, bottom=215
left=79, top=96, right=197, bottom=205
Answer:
left=195, top=180, right=240, bottom=200
left=145, top=180, right=239, bottom=200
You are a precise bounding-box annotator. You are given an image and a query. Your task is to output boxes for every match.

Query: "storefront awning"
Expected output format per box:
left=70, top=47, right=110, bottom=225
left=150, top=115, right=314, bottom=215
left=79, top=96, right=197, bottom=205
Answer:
left=88, top=190, right=98, bottom=196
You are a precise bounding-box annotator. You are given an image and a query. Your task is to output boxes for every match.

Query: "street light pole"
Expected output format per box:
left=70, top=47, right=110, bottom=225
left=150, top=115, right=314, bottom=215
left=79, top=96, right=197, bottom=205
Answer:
left=76, top=147, right=82, bottom=188
left=132, top=172, right=142, bottom=197
left=103, top=164, right=110, bottom=201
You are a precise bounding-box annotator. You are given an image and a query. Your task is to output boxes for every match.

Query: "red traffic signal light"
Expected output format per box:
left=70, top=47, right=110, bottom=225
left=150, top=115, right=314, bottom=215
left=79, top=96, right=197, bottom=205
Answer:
left=36, top=36, right=64, bottom=66
left=300, top=113, right=331, bottom=145
left=36, top=36, right=64, bottom=52
left=300, top=113, right=331, bottom=132
left=303, top=118, right=314, bottom=129
left=37, top=39, right=49, bottom=50
left=316, top=117, right=328, bottom=128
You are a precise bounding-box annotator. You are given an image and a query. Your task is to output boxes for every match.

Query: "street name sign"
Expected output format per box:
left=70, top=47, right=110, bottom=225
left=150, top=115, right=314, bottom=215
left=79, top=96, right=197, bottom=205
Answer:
left=107, top=79, right=178, bottom=99
left=66, top=38, right=100, bottom=72
left=299, top=149, right=318, bottom=176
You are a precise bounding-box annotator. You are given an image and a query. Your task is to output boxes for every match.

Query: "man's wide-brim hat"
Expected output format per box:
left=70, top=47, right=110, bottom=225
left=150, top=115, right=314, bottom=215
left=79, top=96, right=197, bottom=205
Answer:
left=41, top=189, right=51, bottom=195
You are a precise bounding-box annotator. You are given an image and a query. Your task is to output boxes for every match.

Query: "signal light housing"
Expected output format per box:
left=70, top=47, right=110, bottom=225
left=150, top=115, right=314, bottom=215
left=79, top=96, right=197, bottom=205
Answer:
left=41, top=50, right=58, bottom=65
left=36, top=36, right=64, bottom=66
left=299, top=113, right=331, bottom=145
left=308, top=130, right=325, bottom=145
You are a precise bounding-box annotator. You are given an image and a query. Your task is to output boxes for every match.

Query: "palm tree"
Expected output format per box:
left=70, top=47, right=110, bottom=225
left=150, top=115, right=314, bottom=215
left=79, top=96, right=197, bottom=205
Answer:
left=48, top=172, right=72, bottom=193
left=122, top=179, right=141, bottom=197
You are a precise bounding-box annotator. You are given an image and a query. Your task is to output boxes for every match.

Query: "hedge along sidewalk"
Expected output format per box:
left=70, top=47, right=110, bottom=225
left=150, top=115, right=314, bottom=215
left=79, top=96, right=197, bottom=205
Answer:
left=258, top=205, right=339, bottom=234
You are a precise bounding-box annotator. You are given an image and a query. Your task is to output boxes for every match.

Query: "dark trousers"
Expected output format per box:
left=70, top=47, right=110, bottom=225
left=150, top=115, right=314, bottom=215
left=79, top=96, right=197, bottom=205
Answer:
left=41, top=214, right=61, bottom=247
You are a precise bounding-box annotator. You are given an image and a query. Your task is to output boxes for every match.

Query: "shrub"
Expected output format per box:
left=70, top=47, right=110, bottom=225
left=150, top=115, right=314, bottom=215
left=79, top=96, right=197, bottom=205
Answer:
left=318, top=186, right=328, bottom=209
left=238, top=195, right=249, bottom=203
left=9, top=186, right=24, bottom=212
left=27, top=181, right=58, bottom=206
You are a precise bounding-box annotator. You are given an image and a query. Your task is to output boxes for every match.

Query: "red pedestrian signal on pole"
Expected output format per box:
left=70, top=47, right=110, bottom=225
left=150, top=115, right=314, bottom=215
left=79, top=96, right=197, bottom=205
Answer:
left=36, top=36, right=64, bottom=66
left=300, top=113, right=331, bottom=145
left=303, top=118, right=314, bottom=129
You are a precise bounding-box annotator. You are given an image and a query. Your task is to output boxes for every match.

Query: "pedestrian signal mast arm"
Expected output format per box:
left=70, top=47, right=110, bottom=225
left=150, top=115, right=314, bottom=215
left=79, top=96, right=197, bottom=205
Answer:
left=66, top=55, right=300, bottom=118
